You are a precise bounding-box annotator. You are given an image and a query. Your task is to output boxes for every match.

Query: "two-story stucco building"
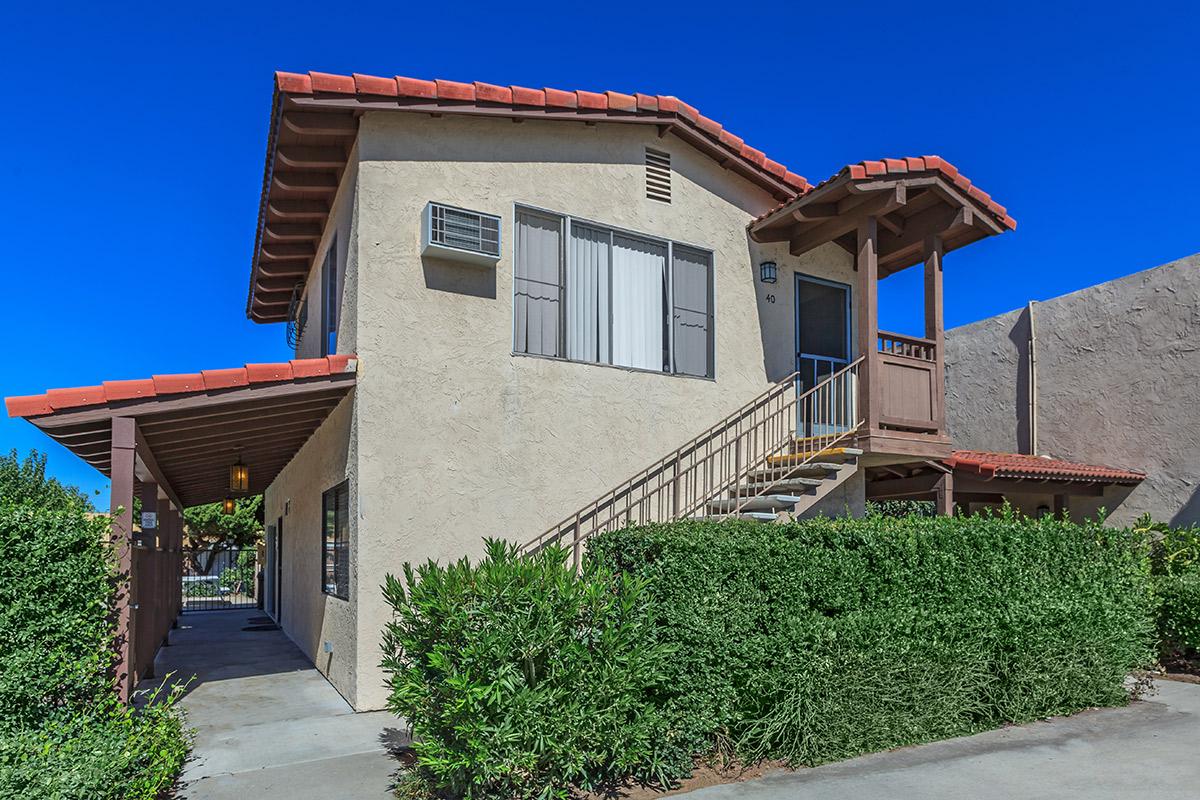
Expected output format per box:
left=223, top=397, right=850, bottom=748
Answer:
left=12, top=69, right=1110, bottom=709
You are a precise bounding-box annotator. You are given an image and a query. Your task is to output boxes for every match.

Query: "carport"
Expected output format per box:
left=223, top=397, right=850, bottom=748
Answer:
left=5, top=354, right=356, bottom=700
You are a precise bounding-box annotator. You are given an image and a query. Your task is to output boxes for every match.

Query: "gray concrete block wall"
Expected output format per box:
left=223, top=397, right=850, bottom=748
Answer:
left=944, top=253, right=1200, bottom=526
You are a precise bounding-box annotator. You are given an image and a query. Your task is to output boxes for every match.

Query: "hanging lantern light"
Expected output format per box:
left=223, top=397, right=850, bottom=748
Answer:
left=221, top=497, right=236, bottom=515
left=229, top=456, right=249, bottom=494
left=759, top=261, right=778, bottom=284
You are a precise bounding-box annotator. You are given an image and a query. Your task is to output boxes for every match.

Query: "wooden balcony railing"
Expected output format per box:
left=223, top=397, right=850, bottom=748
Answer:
left=874, top=330, right=943, bottom=433
left=522, top=359, right=863, bottom=565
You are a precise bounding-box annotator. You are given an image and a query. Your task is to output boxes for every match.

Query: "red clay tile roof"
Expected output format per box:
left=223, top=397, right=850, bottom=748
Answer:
left=5, top=355, right=358, bottom=418
left=274, top=70, right=814, bottom=194
left=752, top=156, right=1017, bottom=230
left=946, top=450, right=1145, bottom=484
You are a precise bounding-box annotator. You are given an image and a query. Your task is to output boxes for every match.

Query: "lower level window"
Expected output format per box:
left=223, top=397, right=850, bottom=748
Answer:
left=322, top=481, right=349, bottom=599
left=513, top=207, right=714, bottom=378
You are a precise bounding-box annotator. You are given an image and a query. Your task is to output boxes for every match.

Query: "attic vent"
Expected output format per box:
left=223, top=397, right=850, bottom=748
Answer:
left=422, top=202, right=502, bottom=266
left=645, top=147, right=671, bottom=203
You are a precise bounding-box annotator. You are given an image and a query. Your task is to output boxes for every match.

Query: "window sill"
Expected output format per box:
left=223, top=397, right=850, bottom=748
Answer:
left=511, top=351, right=716, bottom=383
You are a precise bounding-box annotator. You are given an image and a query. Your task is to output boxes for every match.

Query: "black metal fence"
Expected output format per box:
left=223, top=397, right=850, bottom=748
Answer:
left=182, top=547, right=258, bottom=612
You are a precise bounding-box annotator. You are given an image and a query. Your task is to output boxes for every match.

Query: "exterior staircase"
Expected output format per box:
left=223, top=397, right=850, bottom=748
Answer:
left=523, top=358, right=865, bottom=566
left=704, top=444, right=862, bottom=521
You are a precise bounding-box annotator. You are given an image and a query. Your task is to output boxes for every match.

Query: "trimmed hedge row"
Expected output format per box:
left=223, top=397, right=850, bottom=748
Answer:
left=589, top=512, right=1155, bottom=768
left=382, top=511, right=1157, bottom=798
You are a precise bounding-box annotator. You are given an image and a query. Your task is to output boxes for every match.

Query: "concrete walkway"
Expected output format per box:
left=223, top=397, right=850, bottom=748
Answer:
left=681, top=679, right=1200, bottom=800
left=139, top=609, right=402, bottom=800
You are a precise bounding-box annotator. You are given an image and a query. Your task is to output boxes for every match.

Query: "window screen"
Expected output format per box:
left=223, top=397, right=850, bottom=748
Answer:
left=321, top=481, right=349, bottom=599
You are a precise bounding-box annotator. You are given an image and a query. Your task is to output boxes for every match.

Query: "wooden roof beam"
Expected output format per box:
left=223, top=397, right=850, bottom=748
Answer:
left=282, top=112, right=358, bottom=137
left=277, top=146, right=347, bottom=169
left=272, top=171, right=339, bottom=193
left=789, top=185, right=907, bottom=256
left=267, top=199, right=329, bottom=219
left=264, top=223, right=324, bottom=242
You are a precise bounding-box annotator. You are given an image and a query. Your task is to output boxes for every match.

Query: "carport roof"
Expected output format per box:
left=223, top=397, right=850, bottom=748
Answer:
left=5, top=355, right=357, bottom=508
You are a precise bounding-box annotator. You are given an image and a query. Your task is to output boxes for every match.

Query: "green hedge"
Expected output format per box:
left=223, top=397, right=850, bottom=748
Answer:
left=381, top=539, right=676, bottom=800
left=589, top=512, right=1156, bottom=768
left=0, top=451, right=188, bottom=800
left=1143, top=517, right=1200, bottom=654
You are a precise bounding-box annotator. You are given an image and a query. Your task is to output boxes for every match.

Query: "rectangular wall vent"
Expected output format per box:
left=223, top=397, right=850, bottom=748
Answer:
left=422, top=202, right=502, bottom=265
left=645, top=147, right=671, bottom=203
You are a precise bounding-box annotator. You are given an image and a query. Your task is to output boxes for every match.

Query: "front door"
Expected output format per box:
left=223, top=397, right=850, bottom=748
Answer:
left=795, top=274, right=851, bottom=435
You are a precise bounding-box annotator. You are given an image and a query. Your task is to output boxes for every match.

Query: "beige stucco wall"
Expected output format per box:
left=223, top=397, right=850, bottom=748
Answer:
left=338, top=112, right=861, bottom=709
left=263, top=393, right=358, bottom=706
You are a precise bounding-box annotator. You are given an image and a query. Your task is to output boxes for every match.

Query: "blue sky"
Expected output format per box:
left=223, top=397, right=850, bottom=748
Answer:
left=2, top=1, right=1196, bottom=499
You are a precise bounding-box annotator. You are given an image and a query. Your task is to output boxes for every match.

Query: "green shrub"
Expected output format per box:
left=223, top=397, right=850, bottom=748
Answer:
left=0, top=454, right=115, bottom=730
left=1157, top=568, right=1200, bottom=651
left=381, top=539, right=677, bottom=799
left=589, top=510, right=1156, bottom=767
left=0, top=684, right=189, bottom=800
left=0, top=450, right=188, bottom=798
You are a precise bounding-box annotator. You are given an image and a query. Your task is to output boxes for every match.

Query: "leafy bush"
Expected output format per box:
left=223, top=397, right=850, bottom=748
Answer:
left=1157, top=569, right=1200, bottom=651
left=1139, top=515, right=1200, bottom=654
left=589, top=510, right=1155, bottom=767
left=220, top=549, right=257, bottom=594
left=0, top=453, right=114, bottom=729
left=0, top=684, right=188, bottom=800
left=381, top=539, right=676, bottom=799
left=0, top=450, right=188, bottom=798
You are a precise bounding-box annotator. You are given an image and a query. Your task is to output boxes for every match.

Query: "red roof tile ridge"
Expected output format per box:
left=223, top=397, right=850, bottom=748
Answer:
left=946, top=449, right=1145, bottom=482
left=753, top=156, right=1016, bottom=230
left=272, top=71, right=812, bottom=194
left=5, top=355, right=359, bottom=419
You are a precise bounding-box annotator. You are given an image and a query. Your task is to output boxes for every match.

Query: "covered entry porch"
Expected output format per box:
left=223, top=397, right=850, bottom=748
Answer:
left=5, top=354, right=357, bottom=700
left=751, top=157, right=1017, bottom=462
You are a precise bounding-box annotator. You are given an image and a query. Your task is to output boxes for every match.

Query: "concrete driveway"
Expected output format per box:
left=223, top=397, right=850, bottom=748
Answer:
left=681, top=679, right=1200, bottom=800
left=139, top=609, right=403, bottom=800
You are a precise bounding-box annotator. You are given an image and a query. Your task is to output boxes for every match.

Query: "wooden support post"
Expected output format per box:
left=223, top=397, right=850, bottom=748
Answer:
left=157, top=495, right=171, bottom=650
left=136, top=480, right=158, bottom=681
left=1053, top=494, right=1067, bottom=520
left=857, top=217, right=879, bottom=431
left=924, top=235, right=946, bottom=433
left=110, top=417, right=137, bottom=703
left=935, top=471, right=955, bottom=516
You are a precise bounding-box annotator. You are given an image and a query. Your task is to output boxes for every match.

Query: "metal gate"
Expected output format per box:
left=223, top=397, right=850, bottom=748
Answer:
left=182, top=547, right=259, bottom=612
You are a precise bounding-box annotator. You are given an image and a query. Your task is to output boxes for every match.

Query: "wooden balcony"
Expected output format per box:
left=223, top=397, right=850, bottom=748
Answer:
left=864, top=330, right=951, bottom=459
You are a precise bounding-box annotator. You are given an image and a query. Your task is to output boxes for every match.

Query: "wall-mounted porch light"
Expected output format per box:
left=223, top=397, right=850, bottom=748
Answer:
left=229, top=457, right=249, bottom=494
left=759, top=261, right=778, bottom=284
left=222, top=497, right=236, bottom=515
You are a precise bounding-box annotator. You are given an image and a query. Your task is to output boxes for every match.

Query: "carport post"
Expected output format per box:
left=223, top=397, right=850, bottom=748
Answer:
left=138, top=480, right=159, bottom=681
left=110, top=417, right=137, bottom=703
left=935, top=472, right=955, bottom=516
left=157, top=494, right=171, bottom=649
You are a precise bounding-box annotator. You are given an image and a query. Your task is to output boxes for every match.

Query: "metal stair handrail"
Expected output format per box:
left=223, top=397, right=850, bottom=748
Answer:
left=522, top=358, right=864, bottom=564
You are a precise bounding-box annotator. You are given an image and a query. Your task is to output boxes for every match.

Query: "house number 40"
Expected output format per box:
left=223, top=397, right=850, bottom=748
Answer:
left=765, top=294, right=776, bottom=304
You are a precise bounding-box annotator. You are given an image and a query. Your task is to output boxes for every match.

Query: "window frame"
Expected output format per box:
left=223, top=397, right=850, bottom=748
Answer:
left=320, top=480, right=350, bottom=600
left=511, top=203, right=716, bottom=380
left=320, top=234, right=339, bottom=358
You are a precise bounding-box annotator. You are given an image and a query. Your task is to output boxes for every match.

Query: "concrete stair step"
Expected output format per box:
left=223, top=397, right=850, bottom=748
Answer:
left=770, top=448, right=862, bottom=467
left=741, top=477, right=826, bottom=494
left=707, top=494, right=807, bottom=513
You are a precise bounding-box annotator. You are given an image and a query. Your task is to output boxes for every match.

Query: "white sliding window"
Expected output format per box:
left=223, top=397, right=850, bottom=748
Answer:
left=611, top=234, right=667, bottom=371
left=513, top=209, right=563, bottom=357
left=514, top=206, right=714, bottom=378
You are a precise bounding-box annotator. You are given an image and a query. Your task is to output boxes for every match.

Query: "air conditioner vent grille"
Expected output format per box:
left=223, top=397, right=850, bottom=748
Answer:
left=645, top=147, right=671, bottom=203
left=428, top=203, right=501, bottom=257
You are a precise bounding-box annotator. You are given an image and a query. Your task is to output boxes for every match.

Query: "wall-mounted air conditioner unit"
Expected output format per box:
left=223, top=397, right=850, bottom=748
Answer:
left=422, top=202, right=502, bottom=266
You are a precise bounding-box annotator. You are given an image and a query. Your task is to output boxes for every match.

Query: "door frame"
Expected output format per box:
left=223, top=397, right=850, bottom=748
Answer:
left=273, top=515, right=283, bottom=625
left=794, top=272, right=852, bottom=383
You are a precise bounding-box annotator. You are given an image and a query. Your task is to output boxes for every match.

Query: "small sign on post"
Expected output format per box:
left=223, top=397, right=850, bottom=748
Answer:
left=141, top=511, right=158, bottom=530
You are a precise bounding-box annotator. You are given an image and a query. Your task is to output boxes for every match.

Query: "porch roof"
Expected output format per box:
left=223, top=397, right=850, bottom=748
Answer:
left=749, top=156, right=1016, bottom=277
left=5, top=355, right=357, bottom=508
left=945, top=450, right=1146, bottom=485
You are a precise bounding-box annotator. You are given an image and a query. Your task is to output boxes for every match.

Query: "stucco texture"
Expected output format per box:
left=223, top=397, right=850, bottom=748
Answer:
left=338, top=112, right=862, bottom=709
left=945, top=253, right=1200, bottom=526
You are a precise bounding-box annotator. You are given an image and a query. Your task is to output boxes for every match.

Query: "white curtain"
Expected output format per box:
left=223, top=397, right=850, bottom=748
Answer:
left=567, top=224, right=610, bottom=363
left=611, top=234, right=666, bottom=371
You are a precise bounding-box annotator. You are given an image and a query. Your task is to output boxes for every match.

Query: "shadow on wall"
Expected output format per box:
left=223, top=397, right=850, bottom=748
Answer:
left=1171, top=485, right=1200, bottom=527
left=422, top=255, right=497, bottom=299
left=1008, top=305, right=1033, bottom=455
